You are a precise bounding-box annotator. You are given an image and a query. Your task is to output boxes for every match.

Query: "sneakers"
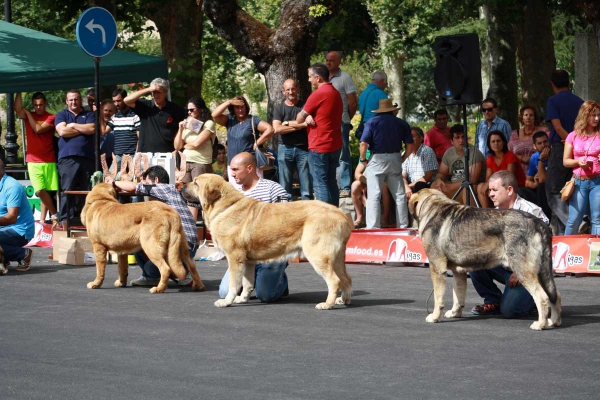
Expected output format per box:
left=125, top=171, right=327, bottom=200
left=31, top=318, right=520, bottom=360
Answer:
left=15, top=248, right=33, bottom=272
left=339, top=189, right=350, bottom=198
left=471, top=303, right=500, bottom=315
left=130, top=276, right=160, bottom=286
left=176, top=272, right=193, bottom=286
left=0, top=261, right=8, bottom=276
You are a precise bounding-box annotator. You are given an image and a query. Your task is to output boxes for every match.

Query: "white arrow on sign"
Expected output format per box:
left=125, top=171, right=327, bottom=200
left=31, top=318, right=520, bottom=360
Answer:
left=85, top=19, right=106, bottom=44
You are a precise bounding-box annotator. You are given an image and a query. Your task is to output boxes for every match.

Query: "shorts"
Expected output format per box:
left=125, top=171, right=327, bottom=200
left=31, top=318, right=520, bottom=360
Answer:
left=27, top=162, right=59, bottom=192
left=183, top=162, right=213, bottom=183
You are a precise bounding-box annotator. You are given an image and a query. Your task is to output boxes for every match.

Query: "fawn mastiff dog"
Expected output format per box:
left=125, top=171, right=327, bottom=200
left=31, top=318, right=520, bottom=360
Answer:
left=181, top=174, right=353, bottom=309
left=408, top=189, right=561, bottom=330
left=81, top=183, right=205, bottom=293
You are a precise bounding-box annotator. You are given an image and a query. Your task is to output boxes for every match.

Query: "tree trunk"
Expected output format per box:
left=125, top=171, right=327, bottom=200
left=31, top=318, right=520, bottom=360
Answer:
left=483, top=2, right=519, bottom=129
left=581, top=2, right=600, bottom=55
left=142, top=0, right=204, bottom=106
left=379, top=28, right=407, bottom=119
left=515, top=0, right=555, bottom=119
left=203, top=0, right=341, bottom=121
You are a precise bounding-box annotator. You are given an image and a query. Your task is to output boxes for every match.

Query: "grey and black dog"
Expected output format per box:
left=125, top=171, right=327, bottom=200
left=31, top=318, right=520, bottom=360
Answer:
left=408, top=189, right=561, bottom=331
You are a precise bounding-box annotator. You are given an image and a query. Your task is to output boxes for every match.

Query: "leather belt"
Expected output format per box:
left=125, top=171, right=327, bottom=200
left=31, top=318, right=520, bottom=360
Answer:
left=573, top=174, right=600, bottom=181
left=371, top=152, right=399, bottom=155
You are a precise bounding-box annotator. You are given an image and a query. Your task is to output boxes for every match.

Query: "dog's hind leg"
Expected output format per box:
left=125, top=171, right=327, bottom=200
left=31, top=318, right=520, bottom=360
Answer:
left=87, top=243, right=108, bottom=289
left=426, top=265, right=447, bottom=323
left=334, top=253, right=352, bottom=306
left=114, top=254, right=129, bottom=287
left=444, top=268, right=467, bottom=319
left=182, top=245, right=205, bottom=291
left=520, top=281, right=549, bottom=330
left=234, top=262, right=255, bottom=304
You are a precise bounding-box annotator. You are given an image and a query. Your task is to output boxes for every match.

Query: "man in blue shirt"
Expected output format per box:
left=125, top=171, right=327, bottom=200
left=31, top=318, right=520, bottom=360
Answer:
left=356, top=70, right=388, bottom=139
left=55, top=90, right=95, bottom=224
left=475, top=98, right=512, bottom=157
left=0, top=159, right=35, bottom=274
left=359, top=99, right=414, bottom=229
left=545, top=69, right=584, bottom=234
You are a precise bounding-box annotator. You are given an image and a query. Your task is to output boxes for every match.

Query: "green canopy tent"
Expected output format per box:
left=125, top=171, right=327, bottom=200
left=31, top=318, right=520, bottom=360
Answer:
left=0, top=20, right=168, bottom=92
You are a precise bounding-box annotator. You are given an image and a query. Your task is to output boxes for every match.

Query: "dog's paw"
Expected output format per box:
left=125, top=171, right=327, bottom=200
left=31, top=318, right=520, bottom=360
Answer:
left=87, top=281, right=101, bottom=289
left=192, top=283, right=206, bottom=292
left=444, top=309, right=462, bottom=319
left=548, top=318, right=561, bottom=328
left=426, top=313, right=440, bottom=323
left=315, top=302, right=334, bottom=310
left=529, top=321, right=547, bottom=331
left=149, top=286, right=165, bottom=294
left=114, top=279, right=126, bottom=288
left=335, top=296, right=351, bottom=305
left=233, top=295, right=249, bottom=304
left=214, top=299, right=232, bottom=308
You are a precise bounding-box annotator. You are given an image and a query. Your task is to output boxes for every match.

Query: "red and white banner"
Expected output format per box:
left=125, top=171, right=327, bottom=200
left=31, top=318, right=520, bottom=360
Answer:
left=25, top=221, right=54, bottom=249
left=346, top=229, right=600, bottom=275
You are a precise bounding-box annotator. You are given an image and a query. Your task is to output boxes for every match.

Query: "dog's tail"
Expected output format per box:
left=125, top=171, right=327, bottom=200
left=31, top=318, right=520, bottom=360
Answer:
left=167, top=221, right=188, bottom=281
left=537, top=223, right=558, bottom=305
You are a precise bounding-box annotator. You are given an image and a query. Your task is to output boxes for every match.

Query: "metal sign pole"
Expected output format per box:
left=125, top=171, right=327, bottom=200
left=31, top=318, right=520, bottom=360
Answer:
left=94, top=57, right=101, bottom=172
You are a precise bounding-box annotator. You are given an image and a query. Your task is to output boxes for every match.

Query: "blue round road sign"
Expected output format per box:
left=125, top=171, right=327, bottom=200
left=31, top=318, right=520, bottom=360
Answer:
left=76, top=7, right=118, bottom=58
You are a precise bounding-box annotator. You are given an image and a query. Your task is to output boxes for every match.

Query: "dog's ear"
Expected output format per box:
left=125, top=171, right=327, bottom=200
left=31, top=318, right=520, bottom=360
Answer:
left=202, top=179, right=222, bottom=206
left=408, top=193, right=419, bottom=217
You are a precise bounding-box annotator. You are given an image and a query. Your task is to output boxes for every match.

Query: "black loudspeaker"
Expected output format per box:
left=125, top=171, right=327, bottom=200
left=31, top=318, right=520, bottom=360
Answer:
left=432, top=33, right=483, bottom=105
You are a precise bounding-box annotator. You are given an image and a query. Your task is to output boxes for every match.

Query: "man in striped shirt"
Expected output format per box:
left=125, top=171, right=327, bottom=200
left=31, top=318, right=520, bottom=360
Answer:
left=218, top=152, right=290, bottom=302
left=103, top=89, right=140, bottom=171
left=470, top=170, right=548, bottom=317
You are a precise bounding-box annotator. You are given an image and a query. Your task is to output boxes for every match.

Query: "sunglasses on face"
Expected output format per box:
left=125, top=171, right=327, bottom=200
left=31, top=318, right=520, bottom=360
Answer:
left=482, top=107, right=495, bottom=113
left=187, top=108, right=197, bottom=113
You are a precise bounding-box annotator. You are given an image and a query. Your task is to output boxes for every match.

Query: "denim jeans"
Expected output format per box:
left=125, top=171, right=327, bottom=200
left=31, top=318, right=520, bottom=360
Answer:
left=0, top=226, right=28, bottom=262
left=565, top=176, right=600, bottom=235
left=219, top=261, right=288, bottom=303
left=338, top=123, right=353, bottom=191
left=134, top=243, right=196, bottom=279
left=57, top=156, right=95, bottom=223
left=309, top=148, right=342, bottom=206
left=470, top=266, right=535, bottom=318
left=277, top=144, right=313, bottom=200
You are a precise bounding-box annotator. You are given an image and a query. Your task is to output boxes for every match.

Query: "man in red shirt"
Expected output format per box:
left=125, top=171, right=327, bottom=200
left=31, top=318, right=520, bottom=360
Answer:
left=14, top=92, right=59, bottom=225
left=296, top=63, right=343, bottom=206
left=424, top=109, right=452, bottom=165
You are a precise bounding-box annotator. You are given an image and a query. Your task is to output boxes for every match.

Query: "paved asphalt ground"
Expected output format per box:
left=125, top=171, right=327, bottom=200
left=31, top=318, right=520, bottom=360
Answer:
left=2, top=247, right=600, bottom=400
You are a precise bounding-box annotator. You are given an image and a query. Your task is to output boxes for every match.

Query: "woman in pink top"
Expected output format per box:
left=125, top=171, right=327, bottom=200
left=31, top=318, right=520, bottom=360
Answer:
left=508, top=105, right=548, bottom=173
left=563, top=100, right=600, bottom=235
left=477, top=130, right=526, bottom=208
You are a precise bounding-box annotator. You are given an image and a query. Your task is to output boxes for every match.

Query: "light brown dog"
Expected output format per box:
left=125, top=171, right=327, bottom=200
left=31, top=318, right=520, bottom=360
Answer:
left=181, top=174, right=353, bottom=309
left=81, top=183, right=205, bottom=293
left=408, top=189, right=561, bottom=330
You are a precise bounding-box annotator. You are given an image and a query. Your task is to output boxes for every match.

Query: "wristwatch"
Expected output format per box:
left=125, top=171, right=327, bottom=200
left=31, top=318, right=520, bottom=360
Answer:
left=283, top=121, right=289, bottom=126
left=360, top=159, right=368, bottom=163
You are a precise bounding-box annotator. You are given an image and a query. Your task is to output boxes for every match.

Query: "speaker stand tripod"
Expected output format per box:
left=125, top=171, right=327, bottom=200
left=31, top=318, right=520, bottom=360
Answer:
left=451, top=103, right=480, bottom=207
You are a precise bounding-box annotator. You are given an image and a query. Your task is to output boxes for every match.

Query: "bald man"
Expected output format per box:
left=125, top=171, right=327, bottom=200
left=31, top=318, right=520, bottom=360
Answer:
left=272, top=79, right=312, bottom=201
left=219, top=152, right=290, bottom=301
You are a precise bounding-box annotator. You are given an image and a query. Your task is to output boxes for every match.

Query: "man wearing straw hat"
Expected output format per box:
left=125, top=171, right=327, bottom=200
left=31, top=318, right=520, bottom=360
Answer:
left=359, top=99, right=413, bottom=229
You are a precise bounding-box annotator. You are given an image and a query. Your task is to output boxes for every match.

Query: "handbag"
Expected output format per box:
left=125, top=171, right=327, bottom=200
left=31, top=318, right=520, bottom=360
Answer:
left=560, top=179, right=575, bottom=202
left=251, top=116, right=275, bottom=170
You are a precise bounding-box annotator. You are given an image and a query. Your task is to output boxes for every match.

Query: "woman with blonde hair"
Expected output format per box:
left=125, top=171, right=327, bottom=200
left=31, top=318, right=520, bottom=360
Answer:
left=563, top=100, right=600, bottom=235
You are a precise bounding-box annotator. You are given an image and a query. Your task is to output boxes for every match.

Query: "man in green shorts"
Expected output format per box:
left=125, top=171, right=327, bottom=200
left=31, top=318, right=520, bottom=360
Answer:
left=15, top=92, right=59, bottom=225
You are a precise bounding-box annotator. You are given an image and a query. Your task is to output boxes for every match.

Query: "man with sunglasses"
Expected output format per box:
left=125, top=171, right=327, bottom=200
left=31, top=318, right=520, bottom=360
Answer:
left=124, top=77, right=185, bottom=153
left=475, top=98, right=512, bottom=157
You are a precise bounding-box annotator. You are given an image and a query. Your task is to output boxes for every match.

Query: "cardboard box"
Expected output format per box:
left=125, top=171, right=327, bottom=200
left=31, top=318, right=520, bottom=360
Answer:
left=56, top=236, right=95, bottom=266
left=52, top=228, right=88, bottom=261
